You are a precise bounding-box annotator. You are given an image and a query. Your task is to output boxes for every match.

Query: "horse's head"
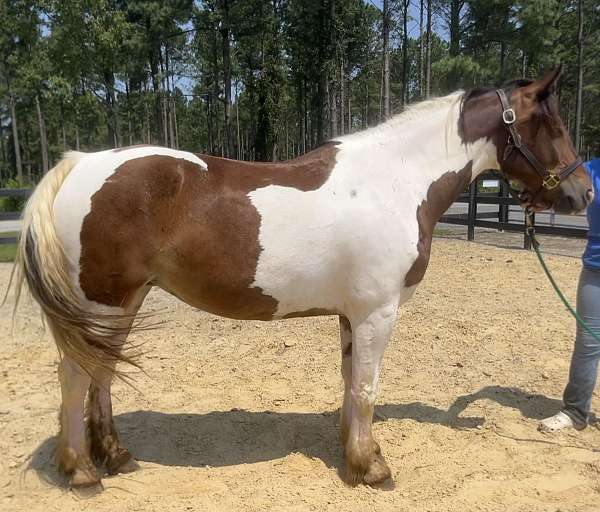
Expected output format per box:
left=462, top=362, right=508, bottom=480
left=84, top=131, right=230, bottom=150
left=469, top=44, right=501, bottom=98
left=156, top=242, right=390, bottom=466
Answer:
left=461, top=66, right=592, bottom=214
left=495, top=66, right=592, bottom=213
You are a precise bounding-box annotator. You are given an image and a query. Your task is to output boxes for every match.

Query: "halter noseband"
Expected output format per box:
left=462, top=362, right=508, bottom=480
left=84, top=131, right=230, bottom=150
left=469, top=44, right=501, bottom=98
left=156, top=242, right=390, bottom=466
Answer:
left=496, top=89, right=582, bottom=192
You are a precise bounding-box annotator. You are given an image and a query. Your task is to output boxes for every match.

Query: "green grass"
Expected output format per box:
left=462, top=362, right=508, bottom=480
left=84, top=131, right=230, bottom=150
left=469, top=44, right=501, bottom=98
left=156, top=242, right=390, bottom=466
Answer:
left=433, top=227, right=455, bottom=236
left=0, top=232, right=19, bottom=263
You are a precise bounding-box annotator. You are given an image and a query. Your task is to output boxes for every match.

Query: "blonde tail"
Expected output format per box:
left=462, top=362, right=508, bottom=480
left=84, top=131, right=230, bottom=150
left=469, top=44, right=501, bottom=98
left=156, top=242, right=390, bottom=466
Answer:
left=12, top=152, right=140, bottom=378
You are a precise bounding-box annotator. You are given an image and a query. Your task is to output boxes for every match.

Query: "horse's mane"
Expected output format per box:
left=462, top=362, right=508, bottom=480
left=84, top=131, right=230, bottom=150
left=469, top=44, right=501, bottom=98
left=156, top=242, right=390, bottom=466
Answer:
left=339, top=92, right=463, bottom=146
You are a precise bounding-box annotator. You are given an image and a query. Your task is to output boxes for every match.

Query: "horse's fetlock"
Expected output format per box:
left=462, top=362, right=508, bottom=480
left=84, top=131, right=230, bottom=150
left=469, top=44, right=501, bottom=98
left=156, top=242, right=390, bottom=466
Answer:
left=56, top=445, right=79, bottom=474
left=344, top=436, right=374, bottom=485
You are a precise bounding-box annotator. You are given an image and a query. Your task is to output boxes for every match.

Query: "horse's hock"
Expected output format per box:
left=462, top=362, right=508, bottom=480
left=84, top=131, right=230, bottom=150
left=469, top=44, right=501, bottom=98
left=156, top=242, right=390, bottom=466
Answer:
left=3, top=237, right=599, bottom=510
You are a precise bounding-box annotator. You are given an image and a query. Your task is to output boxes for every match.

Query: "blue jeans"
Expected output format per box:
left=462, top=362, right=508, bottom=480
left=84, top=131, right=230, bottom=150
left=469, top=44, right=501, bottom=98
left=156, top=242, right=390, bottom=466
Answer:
left=562, top=266, right=600, bottom=425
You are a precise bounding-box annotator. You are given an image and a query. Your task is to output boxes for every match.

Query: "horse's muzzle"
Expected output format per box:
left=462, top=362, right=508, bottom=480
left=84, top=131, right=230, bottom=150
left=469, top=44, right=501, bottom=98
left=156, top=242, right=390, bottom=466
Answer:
left=552, top=182, right=593, bottom=214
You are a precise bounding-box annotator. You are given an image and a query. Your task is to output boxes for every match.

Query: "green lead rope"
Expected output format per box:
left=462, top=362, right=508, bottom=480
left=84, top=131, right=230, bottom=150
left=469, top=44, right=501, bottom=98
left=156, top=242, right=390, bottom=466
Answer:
left=525, top=213, right=600, bottom=344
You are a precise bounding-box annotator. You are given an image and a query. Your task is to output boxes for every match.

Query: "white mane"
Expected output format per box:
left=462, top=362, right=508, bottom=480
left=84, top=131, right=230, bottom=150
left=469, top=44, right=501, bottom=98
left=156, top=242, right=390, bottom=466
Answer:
left=338, top=91, right=464, bottom=146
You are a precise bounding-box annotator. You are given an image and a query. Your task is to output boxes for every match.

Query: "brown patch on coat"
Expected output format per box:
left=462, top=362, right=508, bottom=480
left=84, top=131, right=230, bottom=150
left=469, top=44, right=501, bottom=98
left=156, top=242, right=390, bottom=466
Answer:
left=79, top=143, right=339, bottom=320
left=282, top=307, right=338, bottom=319
left=404, top=162, right=473, bottom=287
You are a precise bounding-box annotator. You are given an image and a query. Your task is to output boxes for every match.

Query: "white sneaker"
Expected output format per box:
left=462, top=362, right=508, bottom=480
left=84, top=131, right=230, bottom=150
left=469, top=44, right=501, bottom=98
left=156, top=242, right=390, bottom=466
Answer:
left=538, top=411, right=586, bottom=433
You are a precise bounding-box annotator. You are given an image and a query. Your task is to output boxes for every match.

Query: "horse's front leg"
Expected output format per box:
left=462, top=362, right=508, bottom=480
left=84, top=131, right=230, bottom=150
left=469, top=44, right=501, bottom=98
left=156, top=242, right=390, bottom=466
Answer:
left=344, top=304, right=397, bottom=486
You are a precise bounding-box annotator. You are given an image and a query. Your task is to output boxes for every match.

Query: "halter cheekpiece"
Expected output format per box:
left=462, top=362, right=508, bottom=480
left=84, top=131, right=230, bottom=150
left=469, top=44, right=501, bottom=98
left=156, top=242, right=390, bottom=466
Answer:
left=496, top=89, right=582, bottom=191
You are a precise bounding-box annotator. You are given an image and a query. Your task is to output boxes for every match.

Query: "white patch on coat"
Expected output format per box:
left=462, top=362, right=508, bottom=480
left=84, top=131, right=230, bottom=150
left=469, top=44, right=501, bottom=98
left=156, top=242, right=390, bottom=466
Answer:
left=53, top=146, right=207, bottom=309
left=249, top=92, right=499, bottom=320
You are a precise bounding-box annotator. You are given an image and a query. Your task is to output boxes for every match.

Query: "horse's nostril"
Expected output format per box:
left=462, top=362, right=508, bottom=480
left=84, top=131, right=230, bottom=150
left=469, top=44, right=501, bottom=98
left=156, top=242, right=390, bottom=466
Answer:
left=586, top=189, right=595, bottom=203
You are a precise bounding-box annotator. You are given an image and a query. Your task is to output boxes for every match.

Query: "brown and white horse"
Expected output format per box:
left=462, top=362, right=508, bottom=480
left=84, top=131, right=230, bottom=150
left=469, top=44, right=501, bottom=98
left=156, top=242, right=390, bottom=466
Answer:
left=14, top=67, right=591, bottom=489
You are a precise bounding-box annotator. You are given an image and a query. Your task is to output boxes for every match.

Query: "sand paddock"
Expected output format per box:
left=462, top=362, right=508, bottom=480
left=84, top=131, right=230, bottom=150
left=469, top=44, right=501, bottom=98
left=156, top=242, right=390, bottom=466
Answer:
left=1, top=238, right=599, bottom=511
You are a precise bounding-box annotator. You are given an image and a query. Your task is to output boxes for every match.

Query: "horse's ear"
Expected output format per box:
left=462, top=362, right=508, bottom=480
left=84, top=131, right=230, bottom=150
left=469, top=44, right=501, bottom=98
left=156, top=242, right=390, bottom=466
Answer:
left=526, top=65, right=563, bottom=100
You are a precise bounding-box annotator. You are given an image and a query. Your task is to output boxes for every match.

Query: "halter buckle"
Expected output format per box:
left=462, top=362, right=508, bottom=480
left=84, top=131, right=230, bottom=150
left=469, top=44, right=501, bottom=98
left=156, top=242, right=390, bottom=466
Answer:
left=542, top=174, right=560, bottom=190
left=502, top=108, right=516, bottom=125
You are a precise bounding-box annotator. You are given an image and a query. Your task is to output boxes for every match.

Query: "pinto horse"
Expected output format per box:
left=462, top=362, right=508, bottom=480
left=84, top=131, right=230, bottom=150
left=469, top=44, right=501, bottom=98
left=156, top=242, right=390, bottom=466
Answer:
left=14, top=67, right=591, bottom=490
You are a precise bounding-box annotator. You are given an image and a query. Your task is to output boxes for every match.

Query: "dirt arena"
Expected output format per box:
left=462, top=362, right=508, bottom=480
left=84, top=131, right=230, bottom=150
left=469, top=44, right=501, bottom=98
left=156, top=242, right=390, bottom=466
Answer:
left=1, top=237, right=600, bottom=512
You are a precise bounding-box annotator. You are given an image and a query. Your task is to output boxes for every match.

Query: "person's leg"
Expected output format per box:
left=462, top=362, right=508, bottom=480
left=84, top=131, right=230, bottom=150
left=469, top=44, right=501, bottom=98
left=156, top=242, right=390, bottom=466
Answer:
left=562, top=267, right=600, bottom=424
left=540, top=267, right=600, bottom=432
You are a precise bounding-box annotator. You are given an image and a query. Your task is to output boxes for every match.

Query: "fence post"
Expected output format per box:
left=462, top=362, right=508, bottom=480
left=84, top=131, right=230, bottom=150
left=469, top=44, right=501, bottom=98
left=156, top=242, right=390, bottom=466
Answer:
left=499, top=180, right=509, bottom=225
left=524, top=211, right=534, bottom=250
left=467, top=179, right=478, bottom=241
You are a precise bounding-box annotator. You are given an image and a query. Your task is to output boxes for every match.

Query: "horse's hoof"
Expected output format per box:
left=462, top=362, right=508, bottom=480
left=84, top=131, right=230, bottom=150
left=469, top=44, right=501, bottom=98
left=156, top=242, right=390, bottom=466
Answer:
left=345, top=450, right=392, bottom=487
left=117, top=457, right=140, bottom=474
left=107, top=452, right=140, bottom=475
left=70, top=465, right=102, bottom=496
left=71, top=481, right=104, bottom=498
left=363, top=452, right=392, bottom=486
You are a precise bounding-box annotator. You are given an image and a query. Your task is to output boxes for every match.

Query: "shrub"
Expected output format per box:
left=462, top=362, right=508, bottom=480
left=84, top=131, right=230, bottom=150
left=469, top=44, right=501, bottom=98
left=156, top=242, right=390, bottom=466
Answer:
left=0, top=178, right=28, bottom=214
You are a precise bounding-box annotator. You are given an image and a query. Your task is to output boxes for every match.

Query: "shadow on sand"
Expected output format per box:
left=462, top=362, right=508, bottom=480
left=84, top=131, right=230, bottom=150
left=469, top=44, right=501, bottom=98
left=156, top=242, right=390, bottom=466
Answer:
left=27, top=385, right=562, bottom=487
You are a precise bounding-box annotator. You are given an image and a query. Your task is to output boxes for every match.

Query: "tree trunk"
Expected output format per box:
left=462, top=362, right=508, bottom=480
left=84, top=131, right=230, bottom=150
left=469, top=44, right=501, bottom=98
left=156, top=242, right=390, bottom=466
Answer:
left=35, top=95, right=49, bottom=174
left=402, top=0, right=409, bottom=106
left=8, top=90, right=23, bottom=184
left=236, top=85, right=241, bottom=159
left=211, top=25, right=220, bottom=154
left=340, top=60, right=345, bottom=135
left=158, top=52, right=169, bottom=147
left=499, top=41, right=507, bottom=82
left=575, top=0, right=584, bottom=153
left=221, top=0, right=233, bottom=158
left=330, top=80, right=338, bottom=138
left=364, top=44, right=370, bottom=129
left=348, top=78, right=351, bottom=133
left=449, top=0, right=462, bottom=57
left=0, top=120, right=6, bottom=181
left=426, top=0, right=432, bottom=98
left=104, top=70, right=120, bottom=147
left=172, top=96, right=179, bottom=149
left=285, top=110, right=289, bottom=160
left=382, top=0, right=391, bottom=119
left=207, top=94, right=214, bottom=154
left=165, top=47, right=176, bottom=149
left=60, top=103, right=67, bottom=149
left=302, top=81, right=307, bottom=154
left=143, top=95, right=150, bottom=144
left=330, top=0, right=338, bottom=138
left=419, top=0, right=425, bottom=98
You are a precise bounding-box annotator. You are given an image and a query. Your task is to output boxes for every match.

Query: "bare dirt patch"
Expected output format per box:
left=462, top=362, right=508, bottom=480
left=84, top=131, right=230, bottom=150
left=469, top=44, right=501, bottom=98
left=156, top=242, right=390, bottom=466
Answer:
left=1, top=238, right=599, bottom=511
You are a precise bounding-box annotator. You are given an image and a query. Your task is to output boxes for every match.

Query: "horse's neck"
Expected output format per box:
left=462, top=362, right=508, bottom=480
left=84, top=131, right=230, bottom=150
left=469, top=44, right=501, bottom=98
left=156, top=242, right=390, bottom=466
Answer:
left=338, top=93, right=499, bottom=193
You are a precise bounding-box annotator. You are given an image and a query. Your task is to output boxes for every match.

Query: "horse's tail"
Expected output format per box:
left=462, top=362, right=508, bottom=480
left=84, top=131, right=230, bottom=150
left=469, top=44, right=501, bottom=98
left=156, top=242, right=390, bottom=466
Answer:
left=12, top=152, right=139, bottom=378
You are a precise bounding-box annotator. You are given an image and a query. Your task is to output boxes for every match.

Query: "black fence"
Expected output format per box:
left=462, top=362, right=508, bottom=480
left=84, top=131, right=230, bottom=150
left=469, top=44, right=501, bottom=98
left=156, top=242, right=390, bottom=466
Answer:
left=440, top=173, right=588, bottom=249
left=0, top=188, right=31, bottom=245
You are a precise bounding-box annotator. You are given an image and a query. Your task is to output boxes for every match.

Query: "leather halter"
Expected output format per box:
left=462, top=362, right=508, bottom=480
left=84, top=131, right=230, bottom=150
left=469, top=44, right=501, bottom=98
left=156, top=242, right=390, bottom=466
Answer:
left=496, top=89, right=582, bottom=191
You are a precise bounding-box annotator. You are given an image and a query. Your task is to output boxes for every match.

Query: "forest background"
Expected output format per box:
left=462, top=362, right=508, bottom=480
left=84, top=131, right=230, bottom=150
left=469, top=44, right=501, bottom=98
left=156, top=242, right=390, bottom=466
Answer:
left=0, top=0, right=598, bottom=186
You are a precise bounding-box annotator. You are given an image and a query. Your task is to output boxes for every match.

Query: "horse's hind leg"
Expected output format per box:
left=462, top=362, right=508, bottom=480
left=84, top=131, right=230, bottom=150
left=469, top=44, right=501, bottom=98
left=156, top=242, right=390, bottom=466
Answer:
left=87, top=363, right=139, bottom=475
left=339, top=316, right=353, bottom=446
left=86, top=287, right=149, bottom=475
left=56, top=356, right=99, bottom=487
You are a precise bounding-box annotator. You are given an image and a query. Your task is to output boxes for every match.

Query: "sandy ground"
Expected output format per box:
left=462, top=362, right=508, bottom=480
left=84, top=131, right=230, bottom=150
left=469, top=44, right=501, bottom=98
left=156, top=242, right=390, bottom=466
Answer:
left=1, top=238, right=600, bottom=512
